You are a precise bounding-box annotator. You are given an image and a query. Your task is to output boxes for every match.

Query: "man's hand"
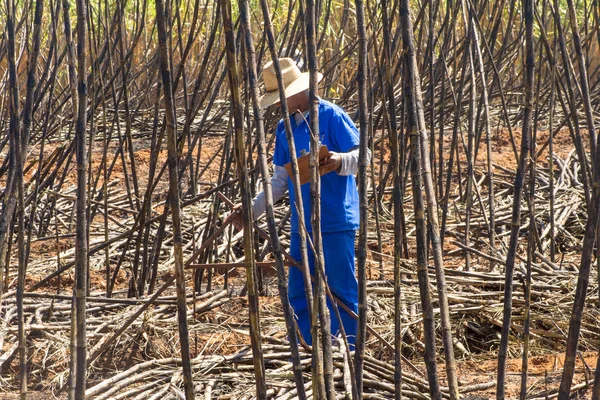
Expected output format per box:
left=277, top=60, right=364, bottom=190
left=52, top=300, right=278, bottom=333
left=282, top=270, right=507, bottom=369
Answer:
left=320, top=151, right=342, bottom=174
left=230, top=203, right=244, bottom=231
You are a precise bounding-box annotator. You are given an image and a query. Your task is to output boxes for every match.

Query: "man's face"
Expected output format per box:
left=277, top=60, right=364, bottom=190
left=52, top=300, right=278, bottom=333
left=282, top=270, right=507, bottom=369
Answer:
left=275, top=90, right=308, bottom=114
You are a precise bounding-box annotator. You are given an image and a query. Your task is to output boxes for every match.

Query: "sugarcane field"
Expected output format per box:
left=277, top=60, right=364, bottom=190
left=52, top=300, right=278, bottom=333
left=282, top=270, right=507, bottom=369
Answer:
left=2, top=0, right=600, bottom=398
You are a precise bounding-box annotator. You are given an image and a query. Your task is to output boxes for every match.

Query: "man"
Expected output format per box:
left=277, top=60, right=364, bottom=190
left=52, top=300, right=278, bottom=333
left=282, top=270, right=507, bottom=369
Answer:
left=233, top=57, right=369, bottom=347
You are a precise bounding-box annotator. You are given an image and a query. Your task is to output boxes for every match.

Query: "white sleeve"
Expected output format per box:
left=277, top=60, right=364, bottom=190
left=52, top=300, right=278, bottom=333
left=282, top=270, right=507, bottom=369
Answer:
left=251, top=165, right=289, bottom=220
left=338, top=146, right=372, bottom=176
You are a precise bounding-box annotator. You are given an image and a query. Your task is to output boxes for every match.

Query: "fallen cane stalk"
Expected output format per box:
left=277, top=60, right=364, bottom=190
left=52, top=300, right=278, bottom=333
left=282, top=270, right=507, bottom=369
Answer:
left=57, top=275, right=177, bottom=398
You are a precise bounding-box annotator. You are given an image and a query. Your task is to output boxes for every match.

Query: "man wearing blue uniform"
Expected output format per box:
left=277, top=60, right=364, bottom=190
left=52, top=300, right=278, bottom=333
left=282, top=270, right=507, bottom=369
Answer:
left=234, top=57, right=369, bottom=347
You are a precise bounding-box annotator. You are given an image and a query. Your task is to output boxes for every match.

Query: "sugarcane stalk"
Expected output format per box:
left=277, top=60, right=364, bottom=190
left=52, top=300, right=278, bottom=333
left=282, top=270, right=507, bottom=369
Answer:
left=461, top=0, right=497, bottom=269
left=563, top=0, right=596, bottom=162
left=462, top=0, right=476, bottom=272
left=220, top=0, right=267, bottom=397
left=549, top=0, right=591, bottom=206
left=548, top=32, right=556, bottom=264
left=354, top=0, right=369, bottom=395
left=5, top=0, right=26, bottom=396
left=257, top=0, right=319, bottom=391
left=382, top=0, right=403, bottom=397
left=238, top=0, right=306, bottom=396
left=403, top=0, right=459, bottom=397
left=20, top=0, right=46, bottom=277
left=154, top=0, right=195, bottom=396
left=557, top=2, right=600, bottom=398
left=496, top=0, right=534, bottom=395
left=72, top=0, right=91, bottom=395
left=400, top=1, right=442, bottom=398
left=303, top=0, right=334, bottom=395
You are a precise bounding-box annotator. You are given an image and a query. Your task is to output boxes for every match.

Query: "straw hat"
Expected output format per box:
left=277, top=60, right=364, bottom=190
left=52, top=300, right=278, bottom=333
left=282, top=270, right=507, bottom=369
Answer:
left=260, top=57, right=323, bottom=109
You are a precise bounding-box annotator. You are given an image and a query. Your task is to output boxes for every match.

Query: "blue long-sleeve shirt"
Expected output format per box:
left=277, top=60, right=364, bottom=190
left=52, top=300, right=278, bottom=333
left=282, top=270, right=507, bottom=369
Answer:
left=253, top=99, right=364, bottom=233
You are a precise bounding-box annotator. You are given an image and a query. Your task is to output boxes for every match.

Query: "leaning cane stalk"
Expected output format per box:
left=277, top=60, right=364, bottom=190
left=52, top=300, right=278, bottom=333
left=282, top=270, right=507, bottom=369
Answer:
left=5, top=0, right=27, bottom=396
left=220, top=0, right=267, bottom=397
left=440, top=35, right=470, bottom=247
left=303, top=0, right=335, bottom=397
left=238, top=0, right=306, bottom=397
left=594, top=248, right=600, bottom=400
left=1, top=0, right=46, bottom=313
left=23, top=0, right=48, bottom=278
left=154, top=0, right=195, bottom=396
left=402, top=0, right=459, bottom=397
left=549, top=0, right=591, bottom=206
left=563, top=0, right=596, bottom=161
left=557, top=0, right=600, bottom=396
left=466, top=0, right=496, bottom=268
left=462, top=0, right=476, bottom=273
left=400, top=0, right=442, bottom=398
left=257, top=0, right=320, bottom=391
left=496, top=0, right=534, bottom=395
left=558, top=133, right=600, bottom=399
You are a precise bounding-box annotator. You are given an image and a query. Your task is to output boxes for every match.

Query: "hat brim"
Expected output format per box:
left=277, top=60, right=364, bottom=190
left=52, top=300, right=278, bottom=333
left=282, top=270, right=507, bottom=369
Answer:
left=259, top=72, right=324, bottom=109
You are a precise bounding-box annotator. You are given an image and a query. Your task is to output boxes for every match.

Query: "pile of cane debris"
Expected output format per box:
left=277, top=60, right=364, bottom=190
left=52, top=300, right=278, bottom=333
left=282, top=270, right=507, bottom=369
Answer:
left=1, top=147, right=599, bottom=399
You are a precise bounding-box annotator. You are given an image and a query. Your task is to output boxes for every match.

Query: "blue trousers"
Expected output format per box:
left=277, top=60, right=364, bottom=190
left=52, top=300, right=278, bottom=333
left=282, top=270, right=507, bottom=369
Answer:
left=288, top=230, right=358, bottom=347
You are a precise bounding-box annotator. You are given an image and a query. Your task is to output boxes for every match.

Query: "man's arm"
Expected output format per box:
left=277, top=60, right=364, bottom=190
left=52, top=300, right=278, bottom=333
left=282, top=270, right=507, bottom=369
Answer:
left=337, top=145, right=371, bottom=176
left=251, top=165, right=289, bottom=219
left=320, top=146, right=372, bottom=176
left=321, top=105, right=371, bottom=175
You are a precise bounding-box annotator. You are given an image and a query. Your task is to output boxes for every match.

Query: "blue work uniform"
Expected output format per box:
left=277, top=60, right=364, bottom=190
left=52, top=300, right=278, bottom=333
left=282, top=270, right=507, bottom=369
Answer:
left=273, top=99, right=360, bottom=346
